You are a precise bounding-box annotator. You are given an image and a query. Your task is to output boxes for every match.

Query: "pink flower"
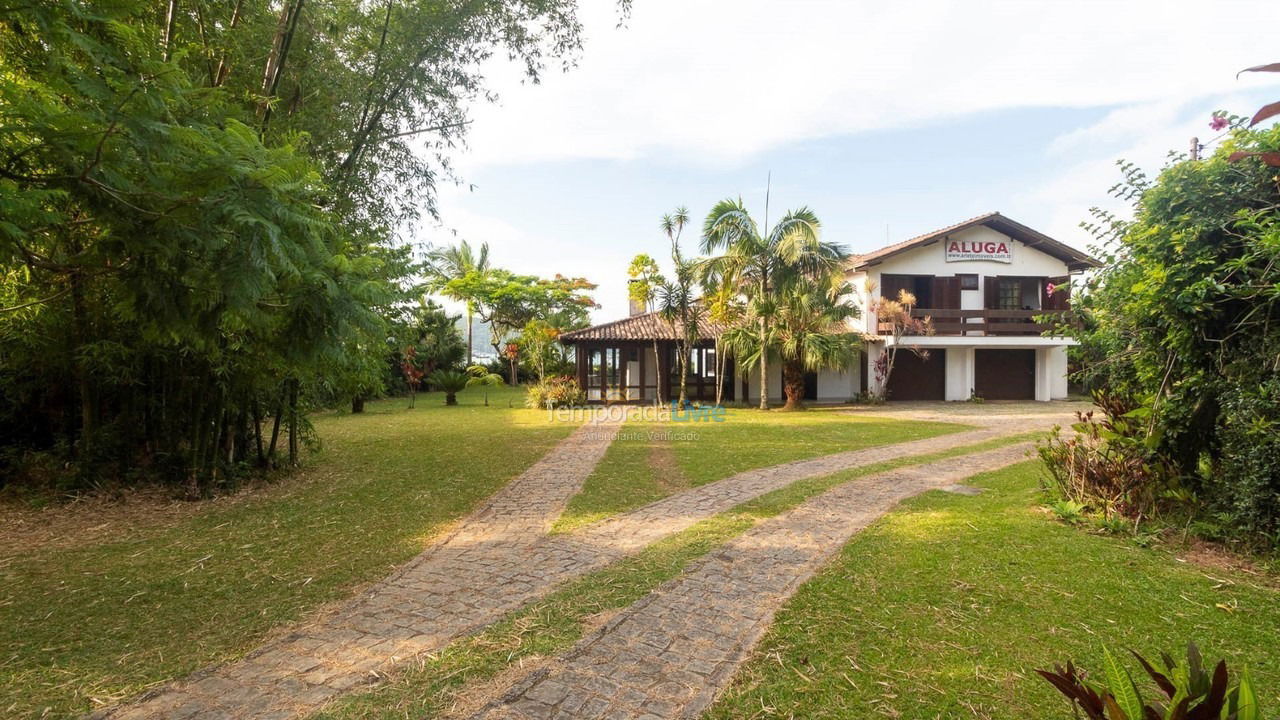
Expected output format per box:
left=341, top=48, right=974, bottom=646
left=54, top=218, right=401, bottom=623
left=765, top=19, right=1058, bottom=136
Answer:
left=1209, top=115, right=1229, bottom=131
left=1045, top=282, right=1056, bottom=296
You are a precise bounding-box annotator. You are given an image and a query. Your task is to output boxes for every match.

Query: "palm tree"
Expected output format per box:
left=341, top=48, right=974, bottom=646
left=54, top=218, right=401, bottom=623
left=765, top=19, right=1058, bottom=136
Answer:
left=773, top=277, right=860, bottom=409
left=426, top=240, right=490, bottom=364
left=656, top=207, right=702, bottom=407
left=701, top=198, right=845, bottom=410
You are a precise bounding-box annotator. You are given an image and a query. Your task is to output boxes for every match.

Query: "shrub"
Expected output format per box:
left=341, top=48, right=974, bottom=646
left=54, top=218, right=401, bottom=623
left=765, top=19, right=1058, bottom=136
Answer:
left=1038, top=643, right=1260, bottom=720
left=1037, top=392, right=1172, bottom=522
left=525, top=376, right=584, bottom=409
left=426, top=370, right=468, bottom=406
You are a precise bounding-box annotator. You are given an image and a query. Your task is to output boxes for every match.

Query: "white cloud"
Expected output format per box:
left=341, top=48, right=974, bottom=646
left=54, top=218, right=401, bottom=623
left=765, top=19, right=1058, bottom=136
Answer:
left=458, top=0, right=1280, bottom=170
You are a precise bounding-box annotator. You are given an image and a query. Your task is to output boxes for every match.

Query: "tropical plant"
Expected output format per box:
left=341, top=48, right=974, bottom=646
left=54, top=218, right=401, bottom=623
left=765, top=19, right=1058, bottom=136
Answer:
left=655, top=207, right=704, bottom=407
left=525, top=375, right=585, bottom=409
left=518, top=319, right=563, bottom=383
left=464, top=365, right=504, bottom=406
left=401, top=347, right=426, bottom=408
left=869, top=287, right=935, bottom=400
left=701, top=198, right=845, bottom=410
left=426, top=369, right=468, bottom=406
left=1037, top=643, right=1260, bottom=720
left=772, top=277, right=860, bottom=410
left=426, top=240, right=490, bottom=364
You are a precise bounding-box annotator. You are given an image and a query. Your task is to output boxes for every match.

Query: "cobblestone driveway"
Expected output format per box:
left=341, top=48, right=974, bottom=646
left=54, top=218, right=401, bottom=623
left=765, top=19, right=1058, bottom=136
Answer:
left=469, top=443, right=1035, bottom=720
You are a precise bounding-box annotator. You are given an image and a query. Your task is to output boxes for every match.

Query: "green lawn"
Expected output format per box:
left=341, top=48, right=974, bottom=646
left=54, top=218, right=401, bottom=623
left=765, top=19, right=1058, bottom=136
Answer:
left=552, top=408, right=965, bottom=532
left=705, top=461, right=1280, bottom=719
left=0, top=386, right=572, bottom=719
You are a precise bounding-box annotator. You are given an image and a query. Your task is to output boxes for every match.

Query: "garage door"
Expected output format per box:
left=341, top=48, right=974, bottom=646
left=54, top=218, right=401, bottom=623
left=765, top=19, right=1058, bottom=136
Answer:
left=886, top=350, right=945, bottom=401
left=975, top=349, right=1035, bottom=400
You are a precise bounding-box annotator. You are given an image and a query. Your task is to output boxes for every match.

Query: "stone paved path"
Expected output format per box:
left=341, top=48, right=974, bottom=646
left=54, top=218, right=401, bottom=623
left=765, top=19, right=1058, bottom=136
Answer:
left=469, top=443, right=1035, bottom=720
left=95, top=418, right=623, bottom=720
left=94, top=411, right=1057, bottom=720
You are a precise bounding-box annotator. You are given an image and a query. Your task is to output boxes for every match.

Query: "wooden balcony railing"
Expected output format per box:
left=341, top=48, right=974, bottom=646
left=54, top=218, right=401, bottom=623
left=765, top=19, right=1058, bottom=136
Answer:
left=876, top=308, right=1068, bottom=337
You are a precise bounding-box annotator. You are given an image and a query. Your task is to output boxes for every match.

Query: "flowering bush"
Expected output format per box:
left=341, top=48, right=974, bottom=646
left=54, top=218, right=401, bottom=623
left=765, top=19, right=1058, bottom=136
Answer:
left=525, top=376, right=585, bottom=409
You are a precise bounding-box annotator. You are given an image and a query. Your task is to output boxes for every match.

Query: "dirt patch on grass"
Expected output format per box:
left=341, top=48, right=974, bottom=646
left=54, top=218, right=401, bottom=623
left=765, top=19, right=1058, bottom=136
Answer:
left=0, top=471, right=300, bottom=560
left=647, top=435, right=692, bottom=494
left=1175, top=538, right=1280, bottom=589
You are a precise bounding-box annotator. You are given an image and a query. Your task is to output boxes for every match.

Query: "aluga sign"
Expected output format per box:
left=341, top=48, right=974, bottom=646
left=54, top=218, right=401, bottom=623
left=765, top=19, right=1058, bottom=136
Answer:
left=944, top=238, right=1013, bottom=263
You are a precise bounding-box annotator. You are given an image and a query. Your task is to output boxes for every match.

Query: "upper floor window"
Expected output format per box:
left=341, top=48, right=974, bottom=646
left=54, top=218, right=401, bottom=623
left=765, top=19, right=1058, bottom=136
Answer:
left=998, top=279, right=1022, bottom=310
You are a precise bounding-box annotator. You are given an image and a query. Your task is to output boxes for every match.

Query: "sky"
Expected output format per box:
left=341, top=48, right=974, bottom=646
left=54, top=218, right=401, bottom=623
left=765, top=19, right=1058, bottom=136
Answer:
left=418, top=0, right=1280, bottom=323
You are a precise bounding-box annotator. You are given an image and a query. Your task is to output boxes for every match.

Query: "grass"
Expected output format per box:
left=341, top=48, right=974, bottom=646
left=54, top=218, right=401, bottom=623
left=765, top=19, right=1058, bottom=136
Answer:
left=311, top=433, right=1042, bottom=719
left=705, top=460, right=1280, bottom=719
left=0, top=386, right=572, bottom=719
left=552, top=407, right=966, bottom=532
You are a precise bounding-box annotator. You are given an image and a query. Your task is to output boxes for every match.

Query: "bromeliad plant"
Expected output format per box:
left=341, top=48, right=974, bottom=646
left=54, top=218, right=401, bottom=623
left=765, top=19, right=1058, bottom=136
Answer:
left=1037, top=643, right=1260, bottom=720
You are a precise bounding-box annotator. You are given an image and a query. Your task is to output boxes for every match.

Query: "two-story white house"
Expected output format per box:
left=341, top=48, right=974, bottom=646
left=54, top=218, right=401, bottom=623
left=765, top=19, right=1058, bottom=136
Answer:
left=561, top=212, right=1098, bottom=403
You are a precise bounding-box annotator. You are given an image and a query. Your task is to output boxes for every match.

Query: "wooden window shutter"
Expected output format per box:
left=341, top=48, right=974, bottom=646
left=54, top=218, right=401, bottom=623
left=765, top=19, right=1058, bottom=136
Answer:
left=880, top=274, right=910, bottom=302
left=932, top=276, right=961, bottom=310
left=983, top=276, right=998, bottom=309
left=1044, top=275, right=1071, bottom=311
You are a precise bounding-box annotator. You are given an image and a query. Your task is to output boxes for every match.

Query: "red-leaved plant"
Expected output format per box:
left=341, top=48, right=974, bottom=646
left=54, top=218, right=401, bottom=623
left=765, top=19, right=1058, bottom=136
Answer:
left=1037, top=643, right=1260, bottom=720
left=1227, top=63, right=1280, bottom=166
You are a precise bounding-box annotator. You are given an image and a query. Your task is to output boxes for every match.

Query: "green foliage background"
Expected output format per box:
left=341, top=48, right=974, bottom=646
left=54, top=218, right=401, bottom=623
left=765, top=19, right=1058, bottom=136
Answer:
left=1070, top=122, right=1280, bottom=545
left=0, top=0, right=592, bottom=492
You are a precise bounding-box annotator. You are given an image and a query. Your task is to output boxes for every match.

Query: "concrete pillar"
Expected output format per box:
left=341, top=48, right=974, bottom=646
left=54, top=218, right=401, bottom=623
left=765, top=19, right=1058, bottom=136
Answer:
left=1048, top=346, right=1069, bottom=399
left=944, top=347, right=975, bottom=401
left=865, top=343, right=887, bottom=397
left=1034, top=347, right=1052, bottom=402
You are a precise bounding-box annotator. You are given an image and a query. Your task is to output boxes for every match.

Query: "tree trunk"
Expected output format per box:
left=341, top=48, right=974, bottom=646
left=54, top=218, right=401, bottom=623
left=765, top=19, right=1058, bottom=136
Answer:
left=252, top=397, right=265, bottom=466
left=162, top=0, right=180, bottom=62
left=445, top=391, right=457, bottom=406
left=466, top=307, right=473, bottom=365
left=267, top=387, right=284, bottom=466
left=508, top=355, right=518, bottom=386
left=758, top=315, right=769, bottom=410
left=677, top=342, right=689, bottom=407
left=352, top=395, right=365, bottom=413
left=781, top=360, right=806, bottom=411
left=287, top=379, right=299, bottom=466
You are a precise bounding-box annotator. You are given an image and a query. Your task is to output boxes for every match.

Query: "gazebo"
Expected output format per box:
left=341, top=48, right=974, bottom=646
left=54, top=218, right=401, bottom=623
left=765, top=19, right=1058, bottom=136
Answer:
left=559, top=311, right=734, bottom=403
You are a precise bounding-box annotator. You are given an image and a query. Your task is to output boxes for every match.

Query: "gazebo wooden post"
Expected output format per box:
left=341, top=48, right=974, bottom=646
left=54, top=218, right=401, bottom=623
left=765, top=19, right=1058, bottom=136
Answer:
left=575, top=343, right=589, bottom=397
left=657, top=343, right=671, bottom=405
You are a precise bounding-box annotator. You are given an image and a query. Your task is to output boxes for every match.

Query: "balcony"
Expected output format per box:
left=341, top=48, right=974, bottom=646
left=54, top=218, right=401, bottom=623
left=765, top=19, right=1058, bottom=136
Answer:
left=877, top=308, right=1068, bottom=337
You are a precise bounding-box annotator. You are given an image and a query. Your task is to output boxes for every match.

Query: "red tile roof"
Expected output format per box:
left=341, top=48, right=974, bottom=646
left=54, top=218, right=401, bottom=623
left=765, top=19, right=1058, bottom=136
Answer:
left=559, top=310, right=727, bottom=343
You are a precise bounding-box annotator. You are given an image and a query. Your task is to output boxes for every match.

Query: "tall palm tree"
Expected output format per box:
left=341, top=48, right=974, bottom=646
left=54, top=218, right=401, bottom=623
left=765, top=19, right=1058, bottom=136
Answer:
left=701, top=198, right=845, bottom=410
left=426, top=240, right=489, bottom=364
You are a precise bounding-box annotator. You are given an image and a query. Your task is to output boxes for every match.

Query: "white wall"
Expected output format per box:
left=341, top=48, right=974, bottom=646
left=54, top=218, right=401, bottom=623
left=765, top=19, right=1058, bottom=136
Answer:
left=737, top=354, right=861, bottom=403
left=944, top=347, right=975, bottom=401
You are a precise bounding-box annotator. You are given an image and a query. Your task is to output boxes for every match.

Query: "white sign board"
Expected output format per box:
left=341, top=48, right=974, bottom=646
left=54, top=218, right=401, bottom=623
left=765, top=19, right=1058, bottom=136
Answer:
left=944, top=238, right=1013, bottom=263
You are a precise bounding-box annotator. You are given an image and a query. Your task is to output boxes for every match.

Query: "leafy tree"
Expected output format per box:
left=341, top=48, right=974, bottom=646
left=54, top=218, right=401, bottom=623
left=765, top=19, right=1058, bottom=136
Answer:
left=443, top=269, right=596, bottom=384
left=0, top=0, right=613, bottom=492
left=627, top=252, right=665, bottom=401
left=701, top=199, right=845, bottom=409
